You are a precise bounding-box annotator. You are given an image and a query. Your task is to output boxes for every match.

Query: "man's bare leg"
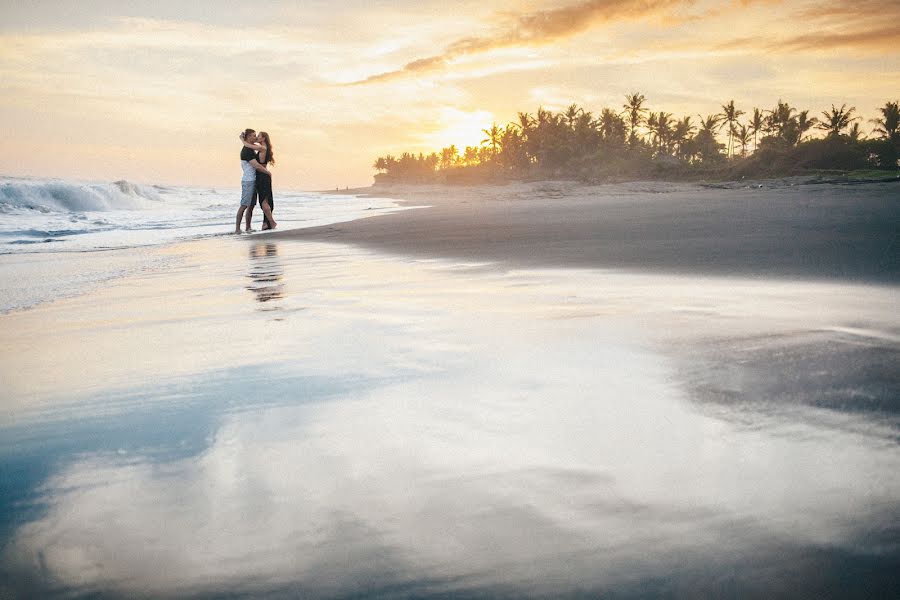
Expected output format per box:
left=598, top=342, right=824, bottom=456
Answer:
left=235, top=206, right=247, bottom=233
left=245, top=190, right=257, bottom=232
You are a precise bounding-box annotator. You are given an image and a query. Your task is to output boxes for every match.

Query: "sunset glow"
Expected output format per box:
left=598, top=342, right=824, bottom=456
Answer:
left=1, top=0, right=898, bottom=189
left=420, top=108, right=498, bottom=153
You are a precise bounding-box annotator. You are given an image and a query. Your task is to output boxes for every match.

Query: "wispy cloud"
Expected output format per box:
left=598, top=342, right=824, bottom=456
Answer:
left=793, top=0, right=900, bottom=20
left=724, top=0, right=900, bottom=52
left=350, top=0, right=900, bottom=85
left=719, top=26, right=900, bottom=53
left=350, top=0, right=688, bottom=85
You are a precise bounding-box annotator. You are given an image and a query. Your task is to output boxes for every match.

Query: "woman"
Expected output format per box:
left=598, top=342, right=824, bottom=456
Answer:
left=255, top=132, right=277, bottom=230
left=240, top=131, right=277, bottom=230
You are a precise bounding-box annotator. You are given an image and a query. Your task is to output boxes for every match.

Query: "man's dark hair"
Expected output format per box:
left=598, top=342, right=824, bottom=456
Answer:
left=243, top=128, right=256, bottom=137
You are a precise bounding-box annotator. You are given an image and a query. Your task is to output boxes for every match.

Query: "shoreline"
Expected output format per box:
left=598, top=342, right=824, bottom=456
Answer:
left=317, top=170, right=900, bottom=196
left=2, top=176, right=895, bottom=316
left=318, top=169, right=900, bottom=195
left=275, top=178, right=900, bottom=284
left=0, top=186, right=410, bottom=314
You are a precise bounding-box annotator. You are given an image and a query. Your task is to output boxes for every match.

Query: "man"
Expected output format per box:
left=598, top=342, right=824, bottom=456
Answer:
left=235, top=128, right=271, bottom=234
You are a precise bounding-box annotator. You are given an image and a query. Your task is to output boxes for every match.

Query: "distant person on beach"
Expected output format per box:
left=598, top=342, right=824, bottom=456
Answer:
left=235, top=129, right=274, bottom=234
left=241, top=131, right=277, bottom=230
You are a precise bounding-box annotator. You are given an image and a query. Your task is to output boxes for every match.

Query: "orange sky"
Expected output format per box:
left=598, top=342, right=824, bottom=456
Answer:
left=1, top=0, right=898, bottom=190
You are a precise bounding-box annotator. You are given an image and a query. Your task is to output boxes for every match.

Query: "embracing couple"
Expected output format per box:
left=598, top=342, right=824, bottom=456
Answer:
left=236, top=129, right=277, bottom=233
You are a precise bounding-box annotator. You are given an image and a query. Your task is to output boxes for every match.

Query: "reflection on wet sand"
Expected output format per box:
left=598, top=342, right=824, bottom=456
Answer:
left=247, top=242, right=284, bottom=307
left=1, top=238, right=899, bottom=598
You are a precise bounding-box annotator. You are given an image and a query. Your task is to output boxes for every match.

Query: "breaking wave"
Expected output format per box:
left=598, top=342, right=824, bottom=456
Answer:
left=0, top=179, right=160, bottom=213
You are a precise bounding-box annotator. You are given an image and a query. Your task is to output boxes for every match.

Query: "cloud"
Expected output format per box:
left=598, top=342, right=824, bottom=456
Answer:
left=794, top=0, right=900, bottom=21
left=779, top=26, right=900, bottom=51
left=722, top=0, right=900, bottom=53
left=720, top=26, right=900, bottom=53
left=351, top=0, right=900, bottom=85
left=351, top=0, right=687, bottom=85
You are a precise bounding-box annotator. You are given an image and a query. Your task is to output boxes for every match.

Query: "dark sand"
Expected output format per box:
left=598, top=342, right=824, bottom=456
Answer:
left=275, top=180, right=899, bottom=282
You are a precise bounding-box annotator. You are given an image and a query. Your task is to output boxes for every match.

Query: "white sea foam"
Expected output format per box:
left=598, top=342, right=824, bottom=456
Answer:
left=0, top=176, right=404, bottom=254
left=0, top=175, right=408, bottom=311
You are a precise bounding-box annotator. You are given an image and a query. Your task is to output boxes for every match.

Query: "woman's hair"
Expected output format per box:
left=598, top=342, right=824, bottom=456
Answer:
left=258, top=131, right=275, bottom=165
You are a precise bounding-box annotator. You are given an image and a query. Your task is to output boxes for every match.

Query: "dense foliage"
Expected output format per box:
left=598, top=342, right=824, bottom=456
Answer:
left=373, top=98, right=900, bottom=184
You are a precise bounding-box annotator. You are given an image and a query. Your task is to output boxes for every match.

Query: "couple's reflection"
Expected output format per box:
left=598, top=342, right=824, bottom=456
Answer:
left=247, top=242, right=284, bottom=307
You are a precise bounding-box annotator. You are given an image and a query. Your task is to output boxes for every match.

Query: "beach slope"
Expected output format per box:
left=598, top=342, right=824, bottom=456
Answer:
left=277, top=180, right=900, bottom=282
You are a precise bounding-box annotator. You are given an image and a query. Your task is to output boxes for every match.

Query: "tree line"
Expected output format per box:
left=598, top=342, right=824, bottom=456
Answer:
left=372, top=96, right=900, bottom=184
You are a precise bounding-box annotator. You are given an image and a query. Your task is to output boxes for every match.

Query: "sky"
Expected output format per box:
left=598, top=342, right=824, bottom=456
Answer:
left=1, top=0, right=898, bottom=190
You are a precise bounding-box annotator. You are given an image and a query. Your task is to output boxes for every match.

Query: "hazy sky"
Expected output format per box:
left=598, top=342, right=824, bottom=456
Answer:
left=1, top=0, right=898, bottom=189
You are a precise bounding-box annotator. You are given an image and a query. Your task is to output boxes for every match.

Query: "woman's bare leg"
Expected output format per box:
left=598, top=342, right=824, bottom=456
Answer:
left=260, top=199, right=276, bottom=229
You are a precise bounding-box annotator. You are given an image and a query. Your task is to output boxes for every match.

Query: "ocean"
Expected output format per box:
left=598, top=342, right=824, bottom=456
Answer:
left=0, top=176, right=406, bottom=312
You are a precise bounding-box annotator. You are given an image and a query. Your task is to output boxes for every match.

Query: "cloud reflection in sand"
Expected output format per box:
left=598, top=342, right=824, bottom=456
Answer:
left=3, top=239, right=899, bottom=597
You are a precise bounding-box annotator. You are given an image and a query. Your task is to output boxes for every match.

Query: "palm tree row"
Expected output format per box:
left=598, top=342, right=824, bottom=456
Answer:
left=373, top=97, right=900, bottom=182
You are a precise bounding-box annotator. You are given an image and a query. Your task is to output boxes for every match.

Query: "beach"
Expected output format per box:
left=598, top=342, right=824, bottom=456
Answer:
left=1, top=180, right=899, bottom=598
left=282, top=179, right=900, bottom=282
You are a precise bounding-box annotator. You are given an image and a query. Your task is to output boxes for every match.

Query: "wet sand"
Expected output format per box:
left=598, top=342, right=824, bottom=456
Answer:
left=1, top=181, right=899, bottom=598
left=278, top=180, right=900, bottom=282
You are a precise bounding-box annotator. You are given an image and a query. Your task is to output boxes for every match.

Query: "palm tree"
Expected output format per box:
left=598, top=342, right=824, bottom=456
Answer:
left=646, top=112, right=658, bottom=150
left=721, top=100, right=745, bottom=157
left=733, top=123, right=752, bottom=157
left=649, top=111, right=673, bottom=155
left=529, top=106, right=555, bottom=166
left=623, top=92, right=648, bottom=148
left=695, top=114, right=725, bottom=163
left=426, top=152, right=439, bottom=173
left=481, top=122, right=503, bottom=157
left=698, top=113, right=723, bottom=135
left=870, top=100, right=900, bottom=140
left=847, top=122, right=863, bottom=142
left=766, top=100, right=796, bottom=138
left=572, top=111, right=597, bottom=155
left=383, top=154, right=397, bottom=174
left=563, top=104, right=582, bottom=131
left=671, top=116, right=695, bottom=159
left=536, top=106, right=554, bottom=127
left=463, top=145, right=479, bottom=166
left=512, top=112, right=536, bottom=165
left=597, top=108, right=626, bottom=146
left=439, top=146, right=459, bottom=169
left=796, top=110, right=818, bottom=145
left=748, top=108, right=765, bottom=152
left=499, top=124, right=527, bottom=170
left=817, top=103, right=858, bottom=138
left=515, top=112, right=534, bottom=132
